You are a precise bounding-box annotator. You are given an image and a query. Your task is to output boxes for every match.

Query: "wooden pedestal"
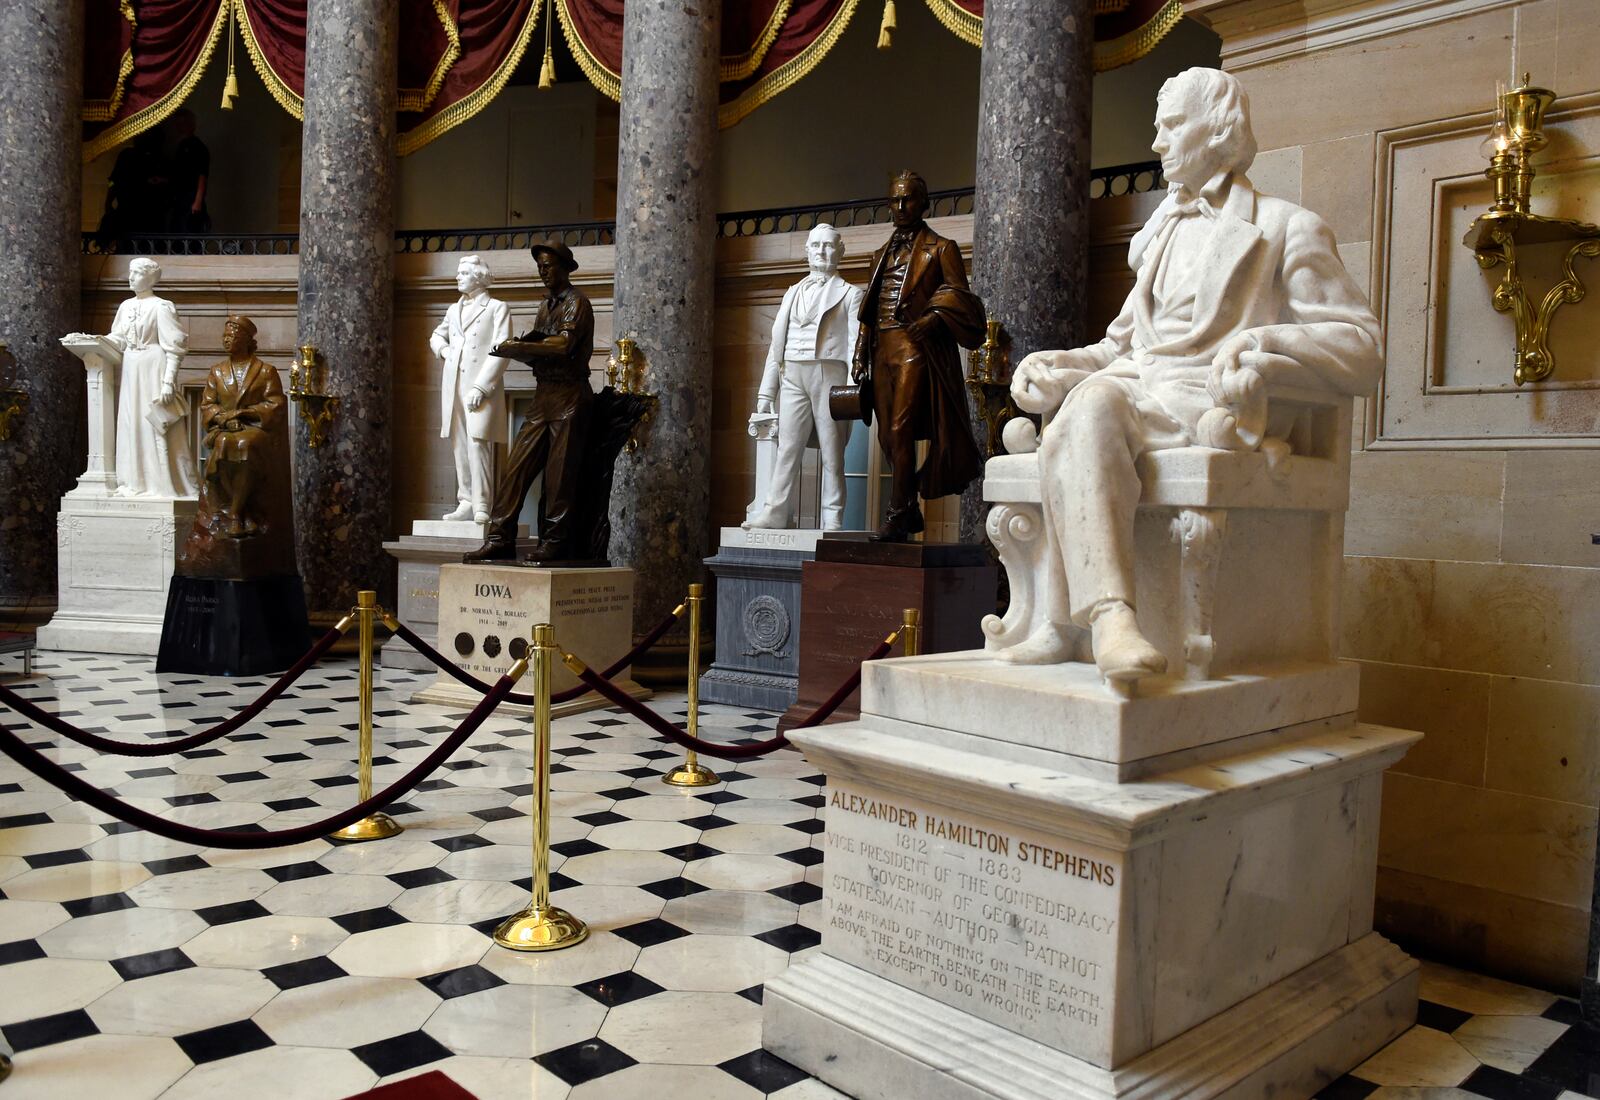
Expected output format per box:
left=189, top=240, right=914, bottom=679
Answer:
left=780, top=541, right=996, bottom=732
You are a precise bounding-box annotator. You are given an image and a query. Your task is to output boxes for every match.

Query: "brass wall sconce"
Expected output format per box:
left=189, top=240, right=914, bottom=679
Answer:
left=966, top=318, right=1017, bottom=457
left=608, top=335, right=658, bottom=454
left=289, top=342, right=340, bottom=448
left=1465, top=76, right=1600, bottom=386
left=0, top=342, right=23, bottom=442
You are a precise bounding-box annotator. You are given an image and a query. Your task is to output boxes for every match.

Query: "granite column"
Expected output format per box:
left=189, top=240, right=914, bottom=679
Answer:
left=608, top=1, right=720, bottom=637
left=962, top=0, right=1094, bottom=543
left=0, top=3, right=84, bottom=616
left=295, top=0, right=397, bottom=622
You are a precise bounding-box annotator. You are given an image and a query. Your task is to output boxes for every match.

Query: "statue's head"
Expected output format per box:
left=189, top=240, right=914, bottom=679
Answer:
left=128, top=257, right=160, bottom=294
left=805, top=223, right=843, bottom=276
left=456, top=254, right=492, bottom=296
left=888, top=170, right=929, bottom=229
left=530, top=239, right=578, bottom=293
left=1153, top=68, right=1257, bottom=192
left=222, top=315, right=258, bottom=358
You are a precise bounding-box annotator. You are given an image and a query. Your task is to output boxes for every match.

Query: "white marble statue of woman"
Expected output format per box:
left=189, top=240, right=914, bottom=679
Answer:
left=101, top=258, right=198, bottom=497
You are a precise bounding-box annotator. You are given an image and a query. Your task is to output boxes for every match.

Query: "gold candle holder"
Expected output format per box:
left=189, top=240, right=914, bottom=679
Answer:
left=290, top=342, right=340, bottom=447
left=965, top=318, right=1017, bottom=457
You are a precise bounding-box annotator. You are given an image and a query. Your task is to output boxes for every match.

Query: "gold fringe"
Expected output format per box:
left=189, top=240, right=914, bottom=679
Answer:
left=718, top=0, right=859, bottom=129
left=538, top=44, right=556, bottom=88
left=924, top=0, right=980, bottom=46
left=399, top=0, right=542, bottom=155
left=236, top=0, right=304, bottom=118
left=399, top=0, right=461, bottom=113
left=556, top=0, right=621, bottom=102
left=877, top=0, right=896, bottom=49
left=1092, top=0, right=1183, bottom=71
left=720, top=0, right=790, bottom=81
left=83, top=1, right=231, bottom=162
left=82, top=0, right=137, bottom=122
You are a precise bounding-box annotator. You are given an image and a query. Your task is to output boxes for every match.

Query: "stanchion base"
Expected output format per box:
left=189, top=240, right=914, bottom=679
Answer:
left=493, top=904, right=589, bottom=952
left=328, top=812, right=404, bottom=842
left=662, top=761, right=720, bottom=787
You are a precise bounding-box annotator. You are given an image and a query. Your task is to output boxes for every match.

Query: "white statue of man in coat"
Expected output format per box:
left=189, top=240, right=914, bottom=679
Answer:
left=1005, top=67, right=1383, bottom=686
left=744, top=223, right=864, bottom=531
left=432, top=254, right=511, bottom=523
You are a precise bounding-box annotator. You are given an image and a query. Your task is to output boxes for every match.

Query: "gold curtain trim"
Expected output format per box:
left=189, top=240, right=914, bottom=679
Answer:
left=83, top=0, right=138, bottom=123
left=924, top=0, right=979, bottom=46
left=399, top=0, right=462, bottom=113
left=1092, top=0, right=1182, bottom=71
left=719, top=1, right=791, bottom=82
left=83, top=1, right=231, bottom=162
left=717, top=0, right=859, bottom=129
left=556, top=0, right=621, bottom=102
left=398, top=0, right=542, bottom=155
left=235, top=0, right=304, bottom=118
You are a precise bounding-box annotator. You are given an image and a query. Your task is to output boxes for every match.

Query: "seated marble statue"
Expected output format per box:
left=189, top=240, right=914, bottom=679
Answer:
left=177, top=315, right=295, bottom=578
left=744, top=223, right=864, bottom=531
left=1004, top=66, right=1382, bottom=686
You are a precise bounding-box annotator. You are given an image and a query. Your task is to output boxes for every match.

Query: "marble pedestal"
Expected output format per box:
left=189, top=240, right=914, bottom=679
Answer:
left=411, top=563, right=649, bottom=716
left=36, top=491, right=198, bottom=655
left=700, top=527, right=867, bottom=712
left=381, top=521, right=526, bottom=671
left=763, top=654, right=1421, bottom=1099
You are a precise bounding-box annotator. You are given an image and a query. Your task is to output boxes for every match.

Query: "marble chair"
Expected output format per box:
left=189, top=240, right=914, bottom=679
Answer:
left=982, top=383, right=1354, bottom=683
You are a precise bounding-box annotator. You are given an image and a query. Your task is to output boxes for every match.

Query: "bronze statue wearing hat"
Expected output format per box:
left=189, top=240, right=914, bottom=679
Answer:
left=851, top=171, right=987, bottom=542
left=465, top=240, right=596, bottom=563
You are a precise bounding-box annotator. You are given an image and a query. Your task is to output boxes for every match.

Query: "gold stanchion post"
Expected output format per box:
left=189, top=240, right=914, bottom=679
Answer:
left=902, top=608, right=920, bottom=657
left=494, top=623, right=589, bottom=951
left=0, top=1051, right=12, bottom=1084
left=329, top=590, right=403, bottom=842
left=663, top=582, right=719, bottom=787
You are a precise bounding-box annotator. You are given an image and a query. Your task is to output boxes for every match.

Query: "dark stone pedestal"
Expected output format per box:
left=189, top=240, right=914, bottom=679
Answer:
left=156, top=574, right=311, bottom=676
left=780, top=541, right=996, bottom=732
left=700, top=544, right=814, bottom=712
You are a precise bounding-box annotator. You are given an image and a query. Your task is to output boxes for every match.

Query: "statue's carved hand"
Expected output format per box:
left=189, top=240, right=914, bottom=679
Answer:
left=905, top=314, right=937, bottom=343
left=467, top=386, right=486, bottom=412
left=1206, top=333, right=1263, bottom=407
left=755, top=396, right=774, bottom=416
left=159, top=380, right=177, bottom=400
left=851, top=358, right=867, bottom=385
left=1011, top=350, right=1093, bottom=414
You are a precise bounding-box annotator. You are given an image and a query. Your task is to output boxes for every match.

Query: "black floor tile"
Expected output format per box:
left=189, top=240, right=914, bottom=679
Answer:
left=1461, top=1064, right=1564, bottom=1100
left=718, top=1048, right=810, bottom=1092
left=418, top=965, right=506, bottom=1001
left=174, top=1018, right=274, bottom=1064
left=575, top=970, right=665, bottom=1007
left=262, top=955, right=348, bottom=991
left=111, top=947, right=195, bottom=981
left=2, top=1009, right=99, bottom=1053
left=535, top=1036, right=637, bottom=1086
left=351, top=1030, right=453, bottom=1077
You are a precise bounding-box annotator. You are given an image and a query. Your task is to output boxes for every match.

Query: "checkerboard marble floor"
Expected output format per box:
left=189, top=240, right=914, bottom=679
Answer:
left=0, top=651, right=1595, bottom=1100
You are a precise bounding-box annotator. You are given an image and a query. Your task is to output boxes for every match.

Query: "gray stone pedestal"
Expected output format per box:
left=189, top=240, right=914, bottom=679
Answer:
left=380, top=533, right=483, bottom=671
left=700, top=528, right=815, bottom=712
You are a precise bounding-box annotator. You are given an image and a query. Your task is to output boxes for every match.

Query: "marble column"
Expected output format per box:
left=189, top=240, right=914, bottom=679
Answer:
left=0, top=3, right=85, bottom=615
left=962, top=0, right=1094, bottom=544
left=608, top=0, right=720, bottom=634
left=295, top=0, right=397, bottom=621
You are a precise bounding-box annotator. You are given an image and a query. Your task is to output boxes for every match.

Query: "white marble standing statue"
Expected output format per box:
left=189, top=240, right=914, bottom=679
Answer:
left=743, top=223, right=864, bottom=531
left=66, top=258, right=198, bottom=498
left=432, top=254, right=510, bottom=523
left=1004, top=66, right=1383, bottom=686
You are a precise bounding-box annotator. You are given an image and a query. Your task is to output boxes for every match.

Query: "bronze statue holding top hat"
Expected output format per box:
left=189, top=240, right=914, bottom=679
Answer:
left=849, top=170, right=987, bottom=542
left=466, top=239, right=595, bottom=564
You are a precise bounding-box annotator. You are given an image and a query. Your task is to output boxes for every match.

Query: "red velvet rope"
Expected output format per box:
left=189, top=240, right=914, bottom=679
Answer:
left=566, top=635, right=895, bottom=760
left=0, top=625, right=346, bottom=757
left=388, top=607, right=681, bottom=706
left=0, top=673, right=519, bottom=850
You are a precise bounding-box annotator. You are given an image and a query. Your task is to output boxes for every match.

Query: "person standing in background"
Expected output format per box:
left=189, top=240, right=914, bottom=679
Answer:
left=168, top=109, right=211, bottom=234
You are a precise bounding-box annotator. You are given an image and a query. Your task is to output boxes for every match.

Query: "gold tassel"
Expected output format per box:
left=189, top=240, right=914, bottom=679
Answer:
left=221, top=1, right=239, bottom=109
left=877, top=0, right=897, bottom=49
left=538, top=43, right=556, bottom=89
left=538, top=0, right=557, bottom=89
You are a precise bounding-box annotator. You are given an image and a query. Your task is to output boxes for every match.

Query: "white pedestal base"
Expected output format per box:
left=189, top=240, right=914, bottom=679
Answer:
left=765, top=936, right=1417, bottom=1100
left=36, top=491, right=197, bottom=656
left=411, top=563, right=649, bottom=717
left=717, top=527, right=871, bottom=553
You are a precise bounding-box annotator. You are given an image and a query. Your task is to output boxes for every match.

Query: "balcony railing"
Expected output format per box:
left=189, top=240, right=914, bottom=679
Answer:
left=81, top=161, right=1164, bottom=256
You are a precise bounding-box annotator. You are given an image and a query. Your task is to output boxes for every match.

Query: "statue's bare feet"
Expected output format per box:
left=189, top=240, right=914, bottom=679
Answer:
left=442, top=503, right=474, bottom=522
left=1089, top=602, right=1166, bottom=683
left=997, top=620, right=1077, bottom=664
